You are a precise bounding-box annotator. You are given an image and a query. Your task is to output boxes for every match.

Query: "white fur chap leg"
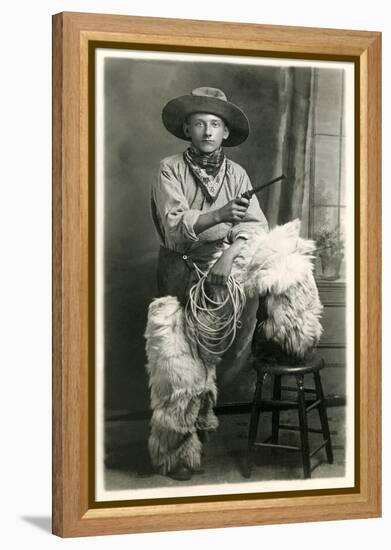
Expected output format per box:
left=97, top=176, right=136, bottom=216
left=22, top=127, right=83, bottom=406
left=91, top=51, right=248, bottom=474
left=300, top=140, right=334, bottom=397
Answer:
left=144, top=296, right=219, bottom=474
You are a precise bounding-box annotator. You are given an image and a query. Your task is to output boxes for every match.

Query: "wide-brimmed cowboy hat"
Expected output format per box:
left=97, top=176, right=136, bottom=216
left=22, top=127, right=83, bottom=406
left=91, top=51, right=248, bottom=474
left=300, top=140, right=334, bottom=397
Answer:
left=162, top=87, right=250, bottom=147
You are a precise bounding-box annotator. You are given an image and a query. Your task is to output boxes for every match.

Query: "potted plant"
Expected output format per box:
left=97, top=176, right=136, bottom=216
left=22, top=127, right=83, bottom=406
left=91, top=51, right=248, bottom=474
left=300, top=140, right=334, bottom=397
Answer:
left=315, top=226, right=345, bottom=281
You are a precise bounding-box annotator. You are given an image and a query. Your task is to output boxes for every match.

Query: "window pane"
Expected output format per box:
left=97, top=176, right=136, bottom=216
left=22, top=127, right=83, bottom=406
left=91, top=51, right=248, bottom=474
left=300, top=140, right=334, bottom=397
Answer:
left=314, top=69, right=343, bottom=135
left=312, top=205, right=339, bottom=236
left=313, top=135, right=341, bottom=205
left=340, top=137, right=347, bottom=207
left=312, top=206, right=345, bottom=281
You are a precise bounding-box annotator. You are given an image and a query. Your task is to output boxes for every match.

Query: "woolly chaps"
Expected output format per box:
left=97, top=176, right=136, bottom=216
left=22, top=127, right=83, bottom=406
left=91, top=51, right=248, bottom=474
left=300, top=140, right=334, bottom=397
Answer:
left=144, top=219, right=323, bottom=474
left=144, top=296, right=220, bottom=474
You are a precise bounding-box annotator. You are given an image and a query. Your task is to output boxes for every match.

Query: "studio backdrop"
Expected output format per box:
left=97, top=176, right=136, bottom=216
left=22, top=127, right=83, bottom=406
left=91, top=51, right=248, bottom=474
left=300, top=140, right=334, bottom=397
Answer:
left=102, top=52, right=347, bottom=417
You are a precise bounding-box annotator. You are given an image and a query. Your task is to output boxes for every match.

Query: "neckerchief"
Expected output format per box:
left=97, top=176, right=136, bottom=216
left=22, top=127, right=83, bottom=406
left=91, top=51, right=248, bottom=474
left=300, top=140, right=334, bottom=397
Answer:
left=183, top=144, right=227, bottom=203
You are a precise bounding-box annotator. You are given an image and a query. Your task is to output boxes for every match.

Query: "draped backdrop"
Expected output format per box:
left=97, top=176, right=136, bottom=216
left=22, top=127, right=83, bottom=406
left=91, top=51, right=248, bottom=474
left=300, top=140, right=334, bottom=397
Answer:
left=103, top=56, right=315, bottom=415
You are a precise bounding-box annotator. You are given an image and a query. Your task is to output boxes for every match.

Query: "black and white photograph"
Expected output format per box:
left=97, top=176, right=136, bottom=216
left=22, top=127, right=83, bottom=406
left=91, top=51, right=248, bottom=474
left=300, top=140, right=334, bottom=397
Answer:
left=94, top=48, right=355, bottom=502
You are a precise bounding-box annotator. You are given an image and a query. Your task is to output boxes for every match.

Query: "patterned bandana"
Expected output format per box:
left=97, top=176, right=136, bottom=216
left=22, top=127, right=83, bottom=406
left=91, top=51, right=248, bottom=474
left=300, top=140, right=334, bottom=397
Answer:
left=183, top=144, right=227, bottom=203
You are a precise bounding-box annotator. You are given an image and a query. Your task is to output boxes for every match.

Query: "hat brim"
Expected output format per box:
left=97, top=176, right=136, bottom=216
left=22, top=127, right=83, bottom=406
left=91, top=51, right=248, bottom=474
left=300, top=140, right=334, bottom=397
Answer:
left=162, top=95, right=250, bottom=147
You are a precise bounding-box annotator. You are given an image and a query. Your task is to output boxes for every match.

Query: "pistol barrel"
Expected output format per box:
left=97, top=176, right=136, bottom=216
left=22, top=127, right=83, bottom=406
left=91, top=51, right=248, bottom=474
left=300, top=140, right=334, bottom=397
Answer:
left=241, top=174, right=287, bottom=200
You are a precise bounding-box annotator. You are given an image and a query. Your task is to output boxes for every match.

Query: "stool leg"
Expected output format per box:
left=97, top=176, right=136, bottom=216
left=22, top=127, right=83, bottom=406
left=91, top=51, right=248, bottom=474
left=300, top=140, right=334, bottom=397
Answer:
left=314, top=370, right=334, bottom=464
left=244, top=372, right=266, bottom=478
left=297, top=374, right=311, bottom=479
left=272, top=374, right=281, bottom=444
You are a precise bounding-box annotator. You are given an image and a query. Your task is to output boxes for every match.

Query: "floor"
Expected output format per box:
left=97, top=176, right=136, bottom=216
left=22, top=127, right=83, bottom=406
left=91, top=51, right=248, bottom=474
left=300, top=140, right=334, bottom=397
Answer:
left=104, top=406, right=346, bottom=491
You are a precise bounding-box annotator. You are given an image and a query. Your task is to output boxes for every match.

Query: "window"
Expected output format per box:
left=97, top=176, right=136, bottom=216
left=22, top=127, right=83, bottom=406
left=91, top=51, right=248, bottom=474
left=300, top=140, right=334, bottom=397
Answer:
left=309, top=69, right=346, bottom=281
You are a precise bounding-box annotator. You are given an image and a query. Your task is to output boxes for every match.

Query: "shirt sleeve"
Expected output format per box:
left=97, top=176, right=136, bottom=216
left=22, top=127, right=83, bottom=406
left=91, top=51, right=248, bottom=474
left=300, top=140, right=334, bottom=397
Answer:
left=152, top=160, right=201, bottom=248
left=227, top=168, right=269, bottom=243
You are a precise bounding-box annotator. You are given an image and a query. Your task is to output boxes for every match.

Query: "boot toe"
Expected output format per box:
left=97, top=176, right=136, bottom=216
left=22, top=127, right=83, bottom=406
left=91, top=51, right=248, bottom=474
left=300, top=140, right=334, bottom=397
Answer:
left=167, top=463, right=193, bottom=481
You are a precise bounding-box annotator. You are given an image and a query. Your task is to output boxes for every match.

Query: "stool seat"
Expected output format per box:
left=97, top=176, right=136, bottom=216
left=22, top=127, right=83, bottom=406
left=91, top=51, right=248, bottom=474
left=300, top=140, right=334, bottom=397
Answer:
left=254, top=352, right=324, bottom=376
left=244, top=351, right=334, bottom=479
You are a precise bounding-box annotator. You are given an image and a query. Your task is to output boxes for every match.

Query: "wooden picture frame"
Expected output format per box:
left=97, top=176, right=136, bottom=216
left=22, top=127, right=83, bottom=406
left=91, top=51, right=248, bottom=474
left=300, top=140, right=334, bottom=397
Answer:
left=52, top=11, right=381, bottom=537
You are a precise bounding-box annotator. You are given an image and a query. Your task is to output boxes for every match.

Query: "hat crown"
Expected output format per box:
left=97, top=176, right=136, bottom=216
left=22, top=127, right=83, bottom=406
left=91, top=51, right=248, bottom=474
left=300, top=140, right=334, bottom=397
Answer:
left=191, top=87, right=228, bottom=102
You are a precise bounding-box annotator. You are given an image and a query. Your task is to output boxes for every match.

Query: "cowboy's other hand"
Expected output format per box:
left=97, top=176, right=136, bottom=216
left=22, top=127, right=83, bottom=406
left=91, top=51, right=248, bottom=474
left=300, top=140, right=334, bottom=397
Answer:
left=217, top=197, right=249, bottom=223
left=207, top=254, right=234, bottom=287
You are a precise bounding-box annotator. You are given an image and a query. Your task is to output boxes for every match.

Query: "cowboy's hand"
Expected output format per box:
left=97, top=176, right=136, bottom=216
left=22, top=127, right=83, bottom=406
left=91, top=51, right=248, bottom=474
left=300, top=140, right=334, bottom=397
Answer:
left=217, top=197, right=249, bottom=223
left=207, top=254, right=234, bottom=287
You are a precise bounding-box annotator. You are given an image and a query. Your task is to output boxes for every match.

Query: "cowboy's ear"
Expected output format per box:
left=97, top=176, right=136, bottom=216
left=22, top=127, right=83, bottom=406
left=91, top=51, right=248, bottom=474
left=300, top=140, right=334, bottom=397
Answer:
left=183, top=121, right=190, bottom=137
left=223, top=124, right=230, bottom=140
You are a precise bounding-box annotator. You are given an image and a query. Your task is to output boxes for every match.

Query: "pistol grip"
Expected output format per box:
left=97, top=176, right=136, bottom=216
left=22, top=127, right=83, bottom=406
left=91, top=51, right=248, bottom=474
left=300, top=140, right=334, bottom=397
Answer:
left=241, top=190, right=252, bottom=201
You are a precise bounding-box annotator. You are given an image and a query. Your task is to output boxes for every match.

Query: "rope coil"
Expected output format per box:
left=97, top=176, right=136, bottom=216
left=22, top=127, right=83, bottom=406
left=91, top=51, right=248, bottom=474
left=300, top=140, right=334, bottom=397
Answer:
left=184, top=262, right=246, bottom=356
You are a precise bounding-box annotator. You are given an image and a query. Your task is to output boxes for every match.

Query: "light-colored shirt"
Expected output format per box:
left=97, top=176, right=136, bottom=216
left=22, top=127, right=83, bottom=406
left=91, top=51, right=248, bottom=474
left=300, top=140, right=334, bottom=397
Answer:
left=151, top=153, right=269, bottom=261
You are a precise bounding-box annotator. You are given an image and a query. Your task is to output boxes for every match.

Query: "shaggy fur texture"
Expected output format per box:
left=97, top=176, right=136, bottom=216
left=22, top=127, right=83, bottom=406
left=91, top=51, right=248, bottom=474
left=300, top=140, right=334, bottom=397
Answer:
left=145, top=296, right=219, bottom=474
left=144, top=219, right=323, bottom=473
left=231, top=219, right=323, bottom=356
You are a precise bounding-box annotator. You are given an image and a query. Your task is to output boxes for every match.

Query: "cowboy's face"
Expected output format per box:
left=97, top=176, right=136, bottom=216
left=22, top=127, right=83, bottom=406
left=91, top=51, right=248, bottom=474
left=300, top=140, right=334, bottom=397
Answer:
left=183, top=113, right=230, bottom=153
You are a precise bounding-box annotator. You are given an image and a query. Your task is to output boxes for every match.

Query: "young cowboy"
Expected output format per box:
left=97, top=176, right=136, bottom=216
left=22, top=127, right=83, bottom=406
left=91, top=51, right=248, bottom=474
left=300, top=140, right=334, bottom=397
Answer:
left=148, top=87, right=269, bottom=481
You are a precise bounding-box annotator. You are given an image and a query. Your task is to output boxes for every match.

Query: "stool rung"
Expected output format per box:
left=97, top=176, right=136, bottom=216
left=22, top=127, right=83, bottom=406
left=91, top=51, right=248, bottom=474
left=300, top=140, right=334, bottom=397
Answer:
left=306, top=399, right=322, bottom=412
left=310, top=440, right=329, bottom=458
left=259, top=398, right=298, bottom=410
left=281, top=385, right=317, bottom=394
left=254, top=442, right=300, bottom=452
left=278, top=424, right=324, bottom=434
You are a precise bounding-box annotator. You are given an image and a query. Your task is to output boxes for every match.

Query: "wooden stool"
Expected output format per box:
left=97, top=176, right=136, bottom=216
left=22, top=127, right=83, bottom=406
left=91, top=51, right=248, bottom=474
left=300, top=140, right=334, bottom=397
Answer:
left=244, top=353, right=334, bottom=479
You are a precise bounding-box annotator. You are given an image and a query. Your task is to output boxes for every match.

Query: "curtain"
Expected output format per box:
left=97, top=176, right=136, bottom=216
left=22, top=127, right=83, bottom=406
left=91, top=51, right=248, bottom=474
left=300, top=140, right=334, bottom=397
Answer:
left=265, top=67, right=314, bottom=233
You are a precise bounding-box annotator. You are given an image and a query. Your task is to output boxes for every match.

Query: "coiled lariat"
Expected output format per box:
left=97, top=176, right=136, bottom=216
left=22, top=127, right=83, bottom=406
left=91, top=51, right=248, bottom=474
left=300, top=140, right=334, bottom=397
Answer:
left=184, top=262, right=246, bottom=356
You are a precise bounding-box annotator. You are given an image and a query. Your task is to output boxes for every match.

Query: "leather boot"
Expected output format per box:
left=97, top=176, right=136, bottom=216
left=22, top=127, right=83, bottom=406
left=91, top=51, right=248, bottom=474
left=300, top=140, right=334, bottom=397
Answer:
left=166, top=461, right=193, bottom=481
